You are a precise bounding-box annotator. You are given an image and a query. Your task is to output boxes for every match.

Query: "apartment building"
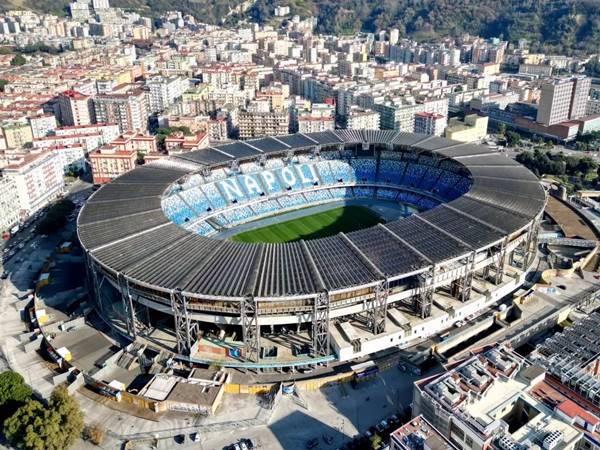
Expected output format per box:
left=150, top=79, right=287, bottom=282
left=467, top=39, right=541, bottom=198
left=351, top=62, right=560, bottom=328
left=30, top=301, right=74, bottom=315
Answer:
left=54, top=122, right=120, bottom=144
left=412, top=346, right=583, bottom=450
left=58, top=90, right=95, bottom=126
left=2, top=149, right=65, bottom=216
left=2, top=122, right=33, bottom=148
left=238, top=109, right=289, bottom=139
left=0, top=175, right=20, bottom=233
left=28, top=114, right=57, bottom=139
left=51, top=143, right=86, bottom=174
left=414, top=112, right=447, bottom=136
left=346, top=108, right=380, bottom=130
left=93, top=87, right=149, bottom=133
left=164, top=131, right=208, bottom=153
left=445, top=114, right=488, bottom=143
left=89, top=145, right=137, bottom=184
left=111, top=132, right=157, bottom=155
left=147, top=76, right=189, bottom=113
left=537, top=77, right=591, bottom=126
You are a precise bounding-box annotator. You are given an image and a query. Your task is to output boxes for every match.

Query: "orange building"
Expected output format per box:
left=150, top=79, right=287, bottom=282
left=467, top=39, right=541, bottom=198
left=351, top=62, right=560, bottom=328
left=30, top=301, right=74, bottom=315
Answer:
left=89, top=145, right=137, bottom=184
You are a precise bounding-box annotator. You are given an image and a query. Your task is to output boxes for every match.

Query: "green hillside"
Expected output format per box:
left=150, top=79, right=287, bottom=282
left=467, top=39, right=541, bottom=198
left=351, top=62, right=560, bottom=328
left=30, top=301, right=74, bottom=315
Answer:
left=3, top=0, right=599, bottom=55
left=250, top=0, right=600, bottom=55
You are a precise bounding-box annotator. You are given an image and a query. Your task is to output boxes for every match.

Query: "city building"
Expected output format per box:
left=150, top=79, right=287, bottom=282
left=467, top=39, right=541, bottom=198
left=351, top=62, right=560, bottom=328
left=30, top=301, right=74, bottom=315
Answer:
left=294, top=101, right=335, bottom=133
left=51, top=143, right=86, bottom=174
left=2, top=149, right=65, bottom=216
left=1, top=122, right=33, bottom=149
left=444, top=114, right=489, bottom=143
left=28, top=114, right=57, bottom=139
left=164, top=131, right=208, bottom=153
left=207, top=118, right=228, bottom=142
left=519, top=63, right=553, bottom=77
left=110, top=132, right=157, bottom=155
left=58, top=90, right=95, bottom=127
left=390, top=415, right=458, bottom=450
left=89, top=145, right=137, bottom=184
left=147, top=76, right=189, bottom=113
left=54, top=123, right=120, bottom=145
left=413, top=346, right=584, bottom=450
left=414, top=112, right=447, bottom=136
left=238, top=110, right=289, bottom=139
left=530, top=311, right=600, bottom=408
left=93, top=87, right=149, bottom=133
left=0, top=175, right=20, bottom=233
left=346, top=108, right=380, bottom=130
left=537, top=77, right=591, bottom=126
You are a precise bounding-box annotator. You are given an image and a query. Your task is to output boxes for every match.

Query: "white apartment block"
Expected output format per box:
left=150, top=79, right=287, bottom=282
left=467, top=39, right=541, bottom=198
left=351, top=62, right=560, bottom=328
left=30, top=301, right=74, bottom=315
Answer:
left=346, top=108, right=380, bottom=130
left=0, top=175, right=20, bottom=233
left=2, top=150, right=65, bottom=216
left=52, top=144, right=86, bottom=174
left=33, top=133, right=103, bottom=153
left=28, top=114, right=57, bottom=139
left=147, top=76, right=189, bottom=113
left=298, top=116, right=335, bottom=133
left=54, top=123, right=120, bottom=145
left=414, top=112, right=447, bottom=136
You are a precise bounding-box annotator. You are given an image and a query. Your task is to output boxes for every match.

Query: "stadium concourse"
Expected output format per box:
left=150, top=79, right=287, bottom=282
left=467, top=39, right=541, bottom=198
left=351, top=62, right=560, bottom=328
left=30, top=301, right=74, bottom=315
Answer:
left=77, top=130, right=546, bottom=373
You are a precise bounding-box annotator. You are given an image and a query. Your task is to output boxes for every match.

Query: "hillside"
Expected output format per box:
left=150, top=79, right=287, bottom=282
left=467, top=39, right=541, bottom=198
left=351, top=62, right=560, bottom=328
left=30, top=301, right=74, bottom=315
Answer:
left=250, top=0, right=600, bottom=55
left=0, top=0, right=242, bottom=23
left=3, top=0, right=599, bottom=55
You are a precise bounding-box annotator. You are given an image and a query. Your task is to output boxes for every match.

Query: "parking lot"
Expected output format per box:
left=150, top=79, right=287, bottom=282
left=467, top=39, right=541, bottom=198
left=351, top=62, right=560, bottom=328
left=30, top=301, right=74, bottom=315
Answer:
left=199, top=364, right=440, bottom=450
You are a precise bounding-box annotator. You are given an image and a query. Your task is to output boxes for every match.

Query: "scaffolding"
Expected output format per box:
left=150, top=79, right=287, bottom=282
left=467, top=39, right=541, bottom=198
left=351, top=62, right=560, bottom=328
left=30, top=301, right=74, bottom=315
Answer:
left=170, top=289, right=197, bottom=356
left=414, top=267, right=435, bottom=319
left=367, top=280, right=388, bottom=334
left=451, top=253, right=476, bottom=302
left=117, top=273, right=137, bottom=339
left=524, top=220, right=540, bottom=269
left=87, top=256, right=104, bottom=314
left=241, top=295, right=260, bottom=363
left=483, top=240, right=507, bottom=285
left=311, top=291, right=330, bottom=358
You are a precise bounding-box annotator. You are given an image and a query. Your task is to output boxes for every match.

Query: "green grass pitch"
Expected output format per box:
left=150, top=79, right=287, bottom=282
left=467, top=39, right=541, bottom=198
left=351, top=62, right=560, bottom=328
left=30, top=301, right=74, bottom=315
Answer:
left=230, top=205, right=384, bottom=243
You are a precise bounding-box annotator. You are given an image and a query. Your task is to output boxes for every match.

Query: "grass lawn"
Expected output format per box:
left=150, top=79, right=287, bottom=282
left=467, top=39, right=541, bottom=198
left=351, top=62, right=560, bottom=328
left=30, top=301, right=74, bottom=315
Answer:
left=230, top=205, right=384, bottom=243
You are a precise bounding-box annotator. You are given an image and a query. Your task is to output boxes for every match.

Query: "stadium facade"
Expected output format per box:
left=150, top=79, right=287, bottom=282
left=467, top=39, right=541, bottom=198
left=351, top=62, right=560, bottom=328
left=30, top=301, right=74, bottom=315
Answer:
left=77, top=130, right=546, bottom=369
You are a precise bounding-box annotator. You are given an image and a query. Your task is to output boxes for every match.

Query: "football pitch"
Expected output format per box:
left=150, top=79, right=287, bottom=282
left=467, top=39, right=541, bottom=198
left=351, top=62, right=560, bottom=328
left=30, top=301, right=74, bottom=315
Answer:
left=230, top=205, right=384, bottom=243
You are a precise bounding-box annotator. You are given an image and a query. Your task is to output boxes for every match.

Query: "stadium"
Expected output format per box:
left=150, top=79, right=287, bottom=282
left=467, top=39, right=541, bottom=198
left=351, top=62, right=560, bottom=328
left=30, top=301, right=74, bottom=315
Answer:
left=77, top=130, right=546, bottom=371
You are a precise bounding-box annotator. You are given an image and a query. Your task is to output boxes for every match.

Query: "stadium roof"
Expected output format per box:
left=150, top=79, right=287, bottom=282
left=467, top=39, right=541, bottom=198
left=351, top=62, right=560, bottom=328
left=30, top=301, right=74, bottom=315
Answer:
left=78, top=131, right=546, bottom=299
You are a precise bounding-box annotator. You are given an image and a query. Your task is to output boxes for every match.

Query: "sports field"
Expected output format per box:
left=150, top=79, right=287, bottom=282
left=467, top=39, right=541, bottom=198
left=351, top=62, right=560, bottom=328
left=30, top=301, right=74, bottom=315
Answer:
left=230, top=205, right=384, bottom=243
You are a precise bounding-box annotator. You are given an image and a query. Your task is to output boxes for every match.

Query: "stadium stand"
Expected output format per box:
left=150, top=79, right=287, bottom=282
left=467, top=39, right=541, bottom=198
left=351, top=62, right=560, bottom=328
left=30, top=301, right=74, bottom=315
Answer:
left=350, top=159, right=377, bottom=182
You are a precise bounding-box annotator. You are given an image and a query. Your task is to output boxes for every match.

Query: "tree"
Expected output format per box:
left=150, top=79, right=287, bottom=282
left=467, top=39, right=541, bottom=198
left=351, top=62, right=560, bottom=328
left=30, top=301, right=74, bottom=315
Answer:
left=0, top=370, right=33, bottom=423
left=48, top=386, right=84, bottom=449
left=0, top=371, right=32, bottom=408
left=3, top=400, right=50, bottom=450
left=35, top=199, right=75, bottom=235
left=0, top=79, right=8, bottom=92
left=506, top=131, right=521, bottom=147
left=4, top=386, right=83, bottom=450
left=10, top=54, right=26, bottom=66
left=497, top=123, right=506, bottom=137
